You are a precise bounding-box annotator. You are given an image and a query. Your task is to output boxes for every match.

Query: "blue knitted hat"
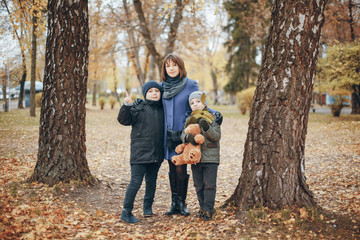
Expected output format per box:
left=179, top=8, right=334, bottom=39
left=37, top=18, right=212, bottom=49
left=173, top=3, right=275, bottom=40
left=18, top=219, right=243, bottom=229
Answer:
left=142, top=80, right=163, bottom=98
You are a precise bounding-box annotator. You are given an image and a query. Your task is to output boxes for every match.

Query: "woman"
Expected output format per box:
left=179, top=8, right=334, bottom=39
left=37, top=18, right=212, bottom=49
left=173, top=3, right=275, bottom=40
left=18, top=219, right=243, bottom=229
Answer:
left=161, top=53, right=222, bottom=216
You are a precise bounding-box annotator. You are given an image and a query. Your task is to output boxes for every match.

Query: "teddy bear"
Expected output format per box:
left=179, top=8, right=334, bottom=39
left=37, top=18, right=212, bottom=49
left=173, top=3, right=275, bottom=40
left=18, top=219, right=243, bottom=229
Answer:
left=171, top=123, right=205, bottom=166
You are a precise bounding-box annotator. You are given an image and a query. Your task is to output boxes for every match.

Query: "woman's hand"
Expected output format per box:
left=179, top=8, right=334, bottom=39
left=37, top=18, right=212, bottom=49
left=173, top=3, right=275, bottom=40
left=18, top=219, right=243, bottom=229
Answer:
left=124, top=91, right=133, bottom=104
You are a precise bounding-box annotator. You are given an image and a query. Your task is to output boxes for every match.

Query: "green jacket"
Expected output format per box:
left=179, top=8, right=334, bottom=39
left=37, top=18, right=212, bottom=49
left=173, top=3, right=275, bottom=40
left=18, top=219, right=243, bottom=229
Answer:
left=181, top=118, right=221, bottom=164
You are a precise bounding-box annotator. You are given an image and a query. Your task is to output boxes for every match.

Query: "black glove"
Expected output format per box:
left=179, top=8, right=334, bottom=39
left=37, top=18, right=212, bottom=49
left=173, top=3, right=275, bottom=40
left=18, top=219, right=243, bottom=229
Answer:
left=186, top=134, right=198, bottom=146
left=198, top=118, right=210, bottom=131
left=214, top=111, right=223, bottom=126
left=166, top=129, right=182, bottom=150
left=133, top=98, right=144, bottom=106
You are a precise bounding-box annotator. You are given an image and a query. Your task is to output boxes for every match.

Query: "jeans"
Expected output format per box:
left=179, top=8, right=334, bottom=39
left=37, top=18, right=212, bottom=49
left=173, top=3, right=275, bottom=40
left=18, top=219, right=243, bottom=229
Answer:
left=191, top=163, right=218, bottom=213
left=123, top=163, right=160, bottom=211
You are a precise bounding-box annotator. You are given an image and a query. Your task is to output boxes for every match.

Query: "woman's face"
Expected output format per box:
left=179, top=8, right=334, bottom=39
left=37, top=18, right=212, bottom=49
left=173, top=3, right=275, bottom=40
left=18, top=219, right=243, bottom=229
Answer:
left=165, top=59, right=180, bottom=78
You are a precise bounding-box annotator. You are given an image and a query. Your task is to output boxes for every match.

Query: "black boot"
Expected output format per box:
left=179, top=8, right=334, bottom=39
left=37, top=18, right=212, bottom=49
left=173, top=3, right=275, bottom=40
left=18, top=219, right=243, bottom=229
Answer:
left=178, top=174, right=190, bottom=216
left=121, top=209, right=139, bottom=223
left=165, top=172, right=180, bottom=215
left=143, top=207, right=153, bottom=217
left=203, top=211, right=213, bottom=221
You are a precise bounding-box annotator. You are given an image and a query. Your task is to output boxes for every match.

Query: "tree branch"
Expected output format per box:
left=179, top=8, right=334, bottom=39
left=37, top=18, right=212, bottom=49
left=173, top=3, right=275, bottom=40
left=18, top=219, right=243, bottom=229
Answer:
left=165, top=0, right=185, bottom=56
left=133, top=0, right=162, bottom=73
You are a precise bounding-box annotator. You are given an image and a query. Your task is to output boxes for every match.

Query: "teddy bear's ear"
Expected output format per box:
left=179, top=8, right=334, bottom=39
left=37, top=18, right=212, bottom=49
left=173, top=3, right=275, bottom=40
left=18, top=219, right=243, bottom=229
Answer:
left=201, top=92, right=206, bottom=105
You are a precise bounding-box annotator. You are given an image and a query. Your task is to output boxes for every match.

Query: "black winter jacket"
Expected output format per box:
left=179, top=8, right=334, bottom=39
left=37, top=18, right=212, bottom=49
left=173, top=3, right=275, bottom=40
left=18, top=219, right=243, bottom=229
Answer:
left=117, top=99, right=164, bottom=164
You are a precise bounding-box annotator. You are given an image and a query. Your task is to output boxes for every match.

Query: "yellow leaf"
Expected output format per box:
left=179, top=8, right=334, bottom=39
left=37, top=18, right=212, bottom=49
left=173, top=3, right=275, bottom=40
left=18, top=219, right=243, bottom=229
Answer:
left=299, top=207, right=308, bottom=219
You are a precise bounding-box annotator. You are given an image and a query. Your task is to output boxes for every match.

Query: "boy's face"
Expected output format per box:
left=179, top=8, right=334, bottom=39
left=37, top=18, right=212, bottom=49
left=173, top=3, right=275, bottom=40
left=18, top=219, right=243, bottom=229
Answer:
left=190, top=98, right=205, bottom=111
left=165, top=59, right=180, bottom=78
left=145, top=87, right=161, bottom=101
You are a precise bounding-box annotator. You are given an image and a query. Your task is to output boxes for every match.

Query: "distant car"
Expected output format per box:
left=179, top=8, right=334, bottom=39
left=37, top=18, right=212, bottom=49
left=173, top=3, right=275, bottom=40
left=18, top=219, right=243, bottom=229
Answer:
left=0, top=85, right=19, bottom=100
left=15, top=81, right=43, bottom=92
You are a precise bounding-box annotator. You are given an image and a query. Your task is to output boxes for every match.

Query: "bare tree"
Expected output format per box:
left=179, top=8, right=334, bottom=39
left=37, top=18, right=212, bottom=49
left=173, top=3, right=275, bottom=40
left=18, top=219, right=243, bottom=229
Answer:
left=133, top=0, right=186, bottom=74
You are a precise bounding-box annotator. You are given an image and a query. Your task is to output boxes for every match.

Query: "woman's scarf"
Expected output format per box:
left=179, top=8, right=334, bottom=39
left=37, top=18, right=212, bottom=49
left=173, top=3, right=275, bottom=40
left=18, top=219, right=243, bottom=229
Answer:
left=162, top=75, right=188, bottom=99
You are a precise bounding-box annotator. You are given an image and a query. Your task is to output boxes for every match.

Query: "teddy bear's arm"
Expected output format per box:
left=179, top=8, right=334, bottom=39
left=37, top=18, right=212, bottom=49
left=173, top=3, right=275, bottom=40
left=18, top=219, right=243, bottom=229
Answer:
left=175, top=143, right=186, bottom=154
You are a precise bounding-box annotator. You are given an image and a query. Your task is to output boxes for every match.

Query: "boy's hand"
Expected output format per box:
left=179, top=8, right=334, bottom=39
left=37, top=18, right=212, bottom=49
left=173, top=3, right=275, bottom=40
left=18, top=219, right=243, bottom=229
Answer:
left=214, top=111, right=223, bottom=126
left=124, top=91, right=133, bottom=104
left=186, top=134, right=198, bottom=146
left=198, top=118, right=210, bottom=131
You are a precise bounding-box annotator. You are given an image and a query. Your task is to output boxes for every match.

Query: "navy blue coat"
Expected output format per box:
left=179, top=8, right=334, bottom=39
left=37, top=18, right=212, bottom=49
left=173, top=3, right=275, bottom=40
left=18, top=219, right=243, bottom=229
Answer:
left=161, top=78, right=199, bottom=160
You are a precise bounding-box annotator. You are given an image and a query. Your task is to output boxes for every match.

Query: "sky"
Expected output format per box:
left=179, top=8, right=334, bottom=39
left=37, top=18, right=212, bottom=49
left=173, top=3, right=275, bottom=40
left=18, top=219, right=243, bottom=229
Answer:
left=0, top=35, right=20, bottom=69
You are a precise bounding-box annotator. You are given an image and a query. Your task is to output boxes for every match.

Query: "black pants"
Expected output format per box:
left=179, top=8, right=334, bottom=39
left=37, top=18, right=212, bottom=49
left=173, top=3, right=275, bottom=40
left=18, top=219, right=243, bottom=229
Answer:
left=123, top=163, right=160, bottom=211
left=168, top=160, right=188, bottom=181
left=191, top=163, right=219, bottom=213
left=167, top=160, right=189, bottom=201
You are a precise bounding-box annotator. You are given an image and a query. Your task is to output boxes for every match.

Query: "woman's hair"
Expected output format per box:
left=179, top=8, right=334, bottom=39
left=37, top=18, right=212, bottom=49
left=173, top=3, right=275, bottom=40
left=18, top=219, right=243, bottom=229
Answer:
left=161, top=53, right=187, bottom=81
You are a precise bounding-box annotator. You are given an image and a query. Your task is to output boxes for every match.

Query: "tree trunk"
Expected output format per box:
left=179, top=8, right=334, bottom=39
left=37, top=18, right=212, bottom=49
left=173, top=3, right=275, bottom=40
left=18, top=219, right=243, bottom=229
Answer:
left=123, top=0, right=145, bottom=86
left=133, top=0, right=162, bottom=74
left=351, top=84, right=360, bottom=114
left=210, top=64, right=218, bottom=105
left=92, top=82, right=97, bottom=106
left=29, top=0, right=96, bottom=186
left=30, top=2, right=37, bottom=117
left=111, top=47, right=120, bottom=102
left=348, top=0, right=355, bottom=41
left=225, top=0, right=326, bottom=211
left=18, top=71, right=26, bottom=109
left=2, top=73, right=8, bottom=112
left=164, top=0, right=184, bottom=56
left=3, top=0, right=26, bottom=109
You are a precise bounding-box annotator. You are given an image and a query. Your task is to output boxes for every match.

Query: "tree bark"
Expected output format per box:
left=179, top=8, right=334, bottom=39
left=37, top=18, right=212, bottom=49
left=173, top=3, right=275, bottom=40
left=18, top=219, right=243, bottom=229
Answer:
left=225, top=0, right=326, bottom=211
left=30, top=1, right=37, bottom=117
left=29, top=0, right=96, bottom=186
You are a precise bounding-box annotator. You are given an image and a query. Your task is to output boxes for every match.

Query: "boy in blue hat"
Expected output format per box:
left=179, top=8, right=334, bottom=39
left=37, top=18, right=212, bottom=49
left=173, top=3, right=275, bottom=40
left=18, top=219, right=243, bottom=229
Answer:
left=117, top=80, right=164, bottom=223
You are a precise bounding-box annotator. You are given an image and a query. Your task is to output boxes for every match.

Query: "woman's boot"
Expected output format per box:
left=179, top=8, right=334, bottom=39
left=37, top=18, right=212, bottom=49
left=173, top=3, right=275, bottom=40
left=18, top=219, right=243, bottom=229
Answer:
left=178, top=174, right=190, bottom=216
left=165, top=172, right=180, bottom=215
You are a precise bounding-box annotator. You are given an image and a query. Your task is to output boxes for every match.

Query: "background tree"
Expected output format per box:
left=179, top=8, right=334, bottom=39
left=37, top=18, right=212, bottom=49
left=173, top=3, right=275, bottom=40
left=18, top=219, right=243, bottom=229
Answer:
left=317, top=41, right=360, bottom=114
left=224, top=0, right=326, bottom=210
left=1, top=0, right=31, bottom=109
left=29, top=0, right=96, bottom=186
left=223, top=0, right=272, bottom=101
left=318, top=0, right=360, bottom=113
left=1, top=0, right=46, bottom=111
left=322, top=0, right=360, bottom=44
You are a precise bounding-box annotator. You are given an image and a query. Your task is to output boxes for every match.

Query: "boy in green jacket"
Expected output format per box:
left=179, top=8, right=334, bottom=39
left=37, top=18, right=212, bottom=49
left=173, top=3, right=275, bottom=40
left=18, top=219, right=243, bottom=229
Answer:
left=182, top=91, right=221, bottom=221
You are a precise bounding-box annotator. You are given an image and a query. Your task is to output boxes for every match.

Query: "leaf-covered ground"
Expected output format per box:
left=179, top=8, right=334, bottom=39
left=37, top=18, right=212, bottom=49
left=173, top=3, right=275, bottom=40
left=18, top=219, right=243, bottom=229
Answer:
left=0, top=104, right=359, bottom=239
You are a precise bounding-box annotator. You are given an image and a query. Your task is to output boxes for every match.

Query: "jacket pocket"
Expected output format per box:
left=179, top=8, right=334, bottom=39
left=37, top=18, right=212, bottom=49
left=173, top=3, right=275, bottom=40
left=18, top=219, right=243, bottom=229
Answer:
left=131, top=137, right=153, bottom=161
left=207, top=142, right=218, bottom=148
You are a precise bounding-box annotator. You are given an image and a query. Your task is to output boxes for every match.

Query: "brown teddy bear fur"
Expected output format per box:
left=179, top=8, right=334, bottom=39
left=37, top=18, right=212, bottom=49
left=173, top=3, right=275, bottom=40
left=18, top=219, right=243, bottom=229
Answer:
left=171, top=124, right=205, bottom=165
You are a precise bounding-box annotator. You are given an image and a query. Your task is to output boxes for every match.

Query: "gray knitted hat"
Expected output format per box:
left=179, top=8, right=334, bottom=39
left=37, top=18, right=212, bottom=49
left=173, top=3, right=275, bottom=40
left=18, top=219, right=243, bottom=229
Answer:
left=188, top=91, right=207, bottom=106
